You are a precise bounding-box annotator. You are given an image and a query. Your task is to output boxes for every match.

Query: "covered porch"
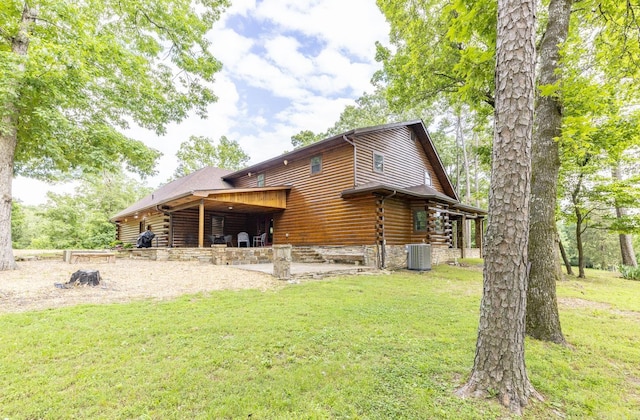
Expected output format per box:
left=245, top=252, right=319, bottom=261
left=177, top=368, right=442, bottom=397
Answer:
left=162, top=186, right=290, bottom=248
left=114, top=186, right=290, bottom=249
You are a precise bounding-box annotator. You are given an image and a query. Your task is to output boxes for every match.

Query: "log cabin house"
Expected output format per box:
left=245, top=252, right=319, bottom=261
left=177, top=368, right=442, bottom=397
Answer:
left=110, top=120, right=485, bottom=269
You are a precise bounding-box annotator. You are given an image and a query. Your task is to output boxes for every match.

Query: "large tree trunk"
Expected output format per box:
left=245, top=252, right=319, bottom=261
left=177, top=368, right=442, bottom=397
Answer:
left=0, top=4, right=35, bottom=271
left=456, top=0, right=541, bottom=414
left=526, top=0, right=572, bottom=345
left=612, top=165, right=638, bottom=267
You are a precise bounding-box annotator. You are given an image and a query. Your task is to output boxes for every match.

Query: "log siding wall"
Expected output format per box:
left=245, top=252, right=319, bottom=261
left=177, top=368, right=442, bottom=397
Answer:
left=115, top=126, right=467, bottom=250
left=233, top=126, right=447, bottom=246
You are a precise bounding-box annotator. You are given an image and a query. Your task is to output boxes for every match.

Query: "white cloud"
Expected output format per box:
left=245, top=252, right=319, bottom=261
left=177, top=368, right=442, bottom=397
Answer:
left=264, top=36, right=314, bottom=77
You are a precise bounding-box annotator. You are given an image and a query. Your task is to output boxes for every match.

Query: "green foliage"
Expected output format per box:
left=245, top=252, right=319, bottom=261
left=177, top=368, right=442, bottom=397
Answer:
left=619, top=265, right=640, bottom=280
left=559, top=220, right=623, bottom=270
left=32, top=172, right=151, bottom=249
left=10, top=202, right=48, bottom=249
left=1, top=267, right=640, bottom=418
left=172, top=135, right=249, bottom=178
left=375, top=0, right=496, bottom=118
left=10, top=200, right=25, bottom=248
left=0, top=0, right=229, bottom=180
left=290, top=130, right=324, bottom=149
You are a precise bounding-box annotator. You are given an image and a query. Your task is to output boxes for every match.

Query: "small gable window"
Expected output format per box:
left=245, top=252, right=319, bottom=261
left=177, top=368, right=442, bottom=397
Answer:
left=425, top=171, right=432, bottom=186
left=310, top=155, right=322, bottom=174
left=373, top=152, right=384, bottom=173
left=257, top=173, right=265, bottom=187
left=414, top=209, right=428, bottom=232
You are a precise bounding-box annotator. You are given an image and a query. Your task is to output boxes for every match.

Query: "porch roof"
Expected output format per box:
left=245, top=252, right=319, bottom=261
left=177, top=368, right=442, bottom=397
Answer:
left=341, top=182, right=486, bottom=217
left=111, top=185, right=291, bottom=221
left=167, top=186, right=291, bottom=214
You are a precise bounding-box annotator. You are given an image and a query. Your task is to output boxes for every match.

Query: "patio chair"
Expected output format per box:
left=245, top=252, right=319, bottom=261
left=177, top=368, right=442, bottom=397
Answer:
left=253, top=232, right=267, bottom=247
left=224, top=235, right=233, bottom=247
left=237, top=232, right=250, bottom=248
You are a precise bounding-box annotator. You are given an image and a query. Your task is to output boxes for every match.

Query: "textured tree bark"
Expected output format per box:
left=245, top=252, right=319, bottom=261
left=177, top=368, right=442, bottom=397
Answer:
left=0, top=3, right=35, bottom=271
left=526, top=0, right=572, bottom=345
left=456, top=0, right=541, bottom=413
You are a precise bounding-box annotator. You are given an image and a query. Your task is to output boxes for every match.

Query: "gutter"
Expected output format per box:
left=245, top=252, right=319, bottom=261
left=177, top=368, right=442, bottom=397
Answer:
left=343, top=135, right=357, bottom=186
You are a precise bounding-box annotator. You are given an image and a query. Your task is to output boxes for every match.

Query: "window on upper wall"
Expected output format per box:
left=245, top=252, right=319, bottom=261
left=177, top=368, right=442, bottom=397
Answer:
left=414, top=209, right=428, bottom=232
left=425, top=171, right=432, bottom=186
left=373, top=152, right=384, bottom=173
left=310, top=155, right=322, bottom=174
left=257, top=173, right=265, bottom=187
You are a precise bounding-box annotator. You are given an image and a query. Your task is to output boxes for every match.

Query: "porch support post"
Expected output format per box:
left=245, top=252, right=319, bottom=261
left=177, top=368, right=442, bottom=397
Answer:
left=198, top=199, right=204, bottom=248
left=475, top=217, right=484, bottom=258
left=461, top=214, right=467, bottom=259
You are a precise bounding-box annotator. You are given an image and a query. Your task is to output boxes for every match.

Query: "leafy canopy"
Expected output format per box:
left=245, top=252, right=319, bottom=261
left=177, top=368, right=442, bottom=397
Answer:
left=173, top=135, right=249, bottom=178
left=0, top=0, right=229, bottom=180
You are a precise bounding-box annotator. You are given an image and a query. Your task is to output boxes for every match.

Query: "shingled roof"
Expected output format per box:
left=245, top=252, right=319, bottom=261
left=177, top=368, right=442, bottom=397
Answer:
left=110, top=166, right=234, bottom=221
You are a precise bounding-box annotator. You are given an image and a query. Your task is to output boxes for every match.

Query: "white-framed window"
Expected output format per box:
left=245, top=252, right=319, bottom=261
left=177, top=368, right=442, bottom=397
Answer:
left=257, top=173, right=265, bottom=187
left=414, top=209, right=427, bottom=232
left=310, top=155, right=322, bottom=174
left=373, top=152, right=384, bottom=173
left=425, top=171, right=432, bottom=186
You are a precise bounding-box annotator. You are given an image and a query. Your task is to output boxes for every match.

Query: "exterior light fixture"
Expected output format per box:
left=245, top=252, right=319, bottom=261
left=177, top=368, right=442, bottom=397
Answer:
left=284, top=160, right=288, bottom=165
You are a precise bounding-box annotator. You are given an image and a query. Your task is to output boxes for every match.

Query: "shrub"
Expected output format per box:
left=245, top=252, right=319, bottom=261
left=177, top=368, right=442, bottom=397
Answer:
left=619, top=265, right=640, bottom=280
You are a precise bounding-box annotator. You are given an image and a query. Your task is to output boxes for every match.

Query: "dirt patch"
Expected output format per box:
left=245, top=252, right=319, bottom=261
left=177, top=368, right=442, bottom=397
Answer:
left=0, top=259, right=281, bottom=314
left=559, top=297, right=640, bottom=321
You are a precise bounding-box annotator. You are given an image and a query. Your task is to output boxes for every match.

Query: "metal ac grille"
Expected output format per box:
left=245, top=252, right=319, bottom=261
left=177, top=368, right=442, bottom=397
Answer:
left=407, top=244, right=431, bottom=270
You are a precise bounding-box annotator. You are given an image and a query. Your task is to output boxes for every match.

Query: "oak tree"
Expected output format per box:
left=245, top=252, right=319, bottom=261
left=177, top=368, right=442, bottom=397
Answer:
left=0, top=0, right=228, bottom=269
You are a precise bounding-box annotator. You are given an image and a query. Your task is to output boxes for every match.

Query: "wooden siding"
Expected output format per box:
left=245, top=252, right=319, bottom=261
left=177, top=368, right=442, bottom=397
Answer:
left=117, top=212, right=169, bottom=247
left=234, top=144, right=378, bottom=245
left=231, top=127, right=452, bottom=246
left=354, top=126, right=444, bottom=193
left=378, top=196, right=413, bottom=245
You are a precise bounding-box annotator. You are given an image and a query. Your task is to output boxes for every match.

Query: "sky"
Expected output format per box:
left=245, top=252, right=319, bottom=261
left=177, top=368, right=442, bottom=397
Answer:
left=12, top=0, right=391, bottom=206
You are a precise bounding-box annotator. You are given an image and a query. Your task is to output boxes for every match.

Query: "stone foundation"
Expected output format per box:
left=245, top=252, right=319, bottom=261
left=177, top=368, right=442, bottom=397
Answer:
left=121, top=247, right=273, bottom=264
left=372, top=245, right=481, bottom=270
left=118, top=245, right=481, bottom=270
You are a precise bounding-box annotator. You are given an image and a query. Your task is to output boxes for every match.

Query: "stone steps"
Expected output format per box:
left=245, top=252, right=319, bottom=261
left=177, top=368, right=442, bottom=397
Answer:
left=292, top=247, right=325, bottom=263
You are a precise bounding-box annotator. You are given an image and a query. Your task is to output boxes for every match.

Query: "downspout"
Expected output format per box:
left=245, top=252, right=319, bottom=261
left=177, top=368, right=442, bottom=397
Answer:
left=378, top=190, right=396, bottom=269
left=343, top=135, right=357, bottom=186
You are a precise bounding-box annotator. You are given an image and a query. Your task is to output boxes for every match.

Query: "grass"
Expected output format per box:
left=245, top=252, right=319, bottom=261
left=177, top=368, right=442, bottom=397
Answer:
left=1, top=265, right=639, bottom=419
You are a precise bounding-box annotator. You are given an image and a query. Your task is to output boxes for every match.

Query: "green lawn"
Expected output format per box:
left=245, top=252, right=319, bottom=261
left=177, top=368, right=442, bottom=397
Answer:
left=1, top=264, right=638, bottom=419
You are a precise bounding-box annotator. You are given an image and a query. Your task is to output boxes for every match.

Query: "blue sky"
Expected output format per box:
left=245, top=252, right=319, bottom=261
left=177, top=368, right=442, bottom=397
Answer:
left=13, top=0, right=390, bottom=205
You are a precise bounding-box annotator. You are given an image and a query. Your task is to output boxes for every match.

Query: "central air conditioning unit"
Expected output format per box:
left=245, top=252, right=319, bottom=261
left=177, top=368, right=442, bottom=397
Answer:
left=407, top=244, right=431, bottom=271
